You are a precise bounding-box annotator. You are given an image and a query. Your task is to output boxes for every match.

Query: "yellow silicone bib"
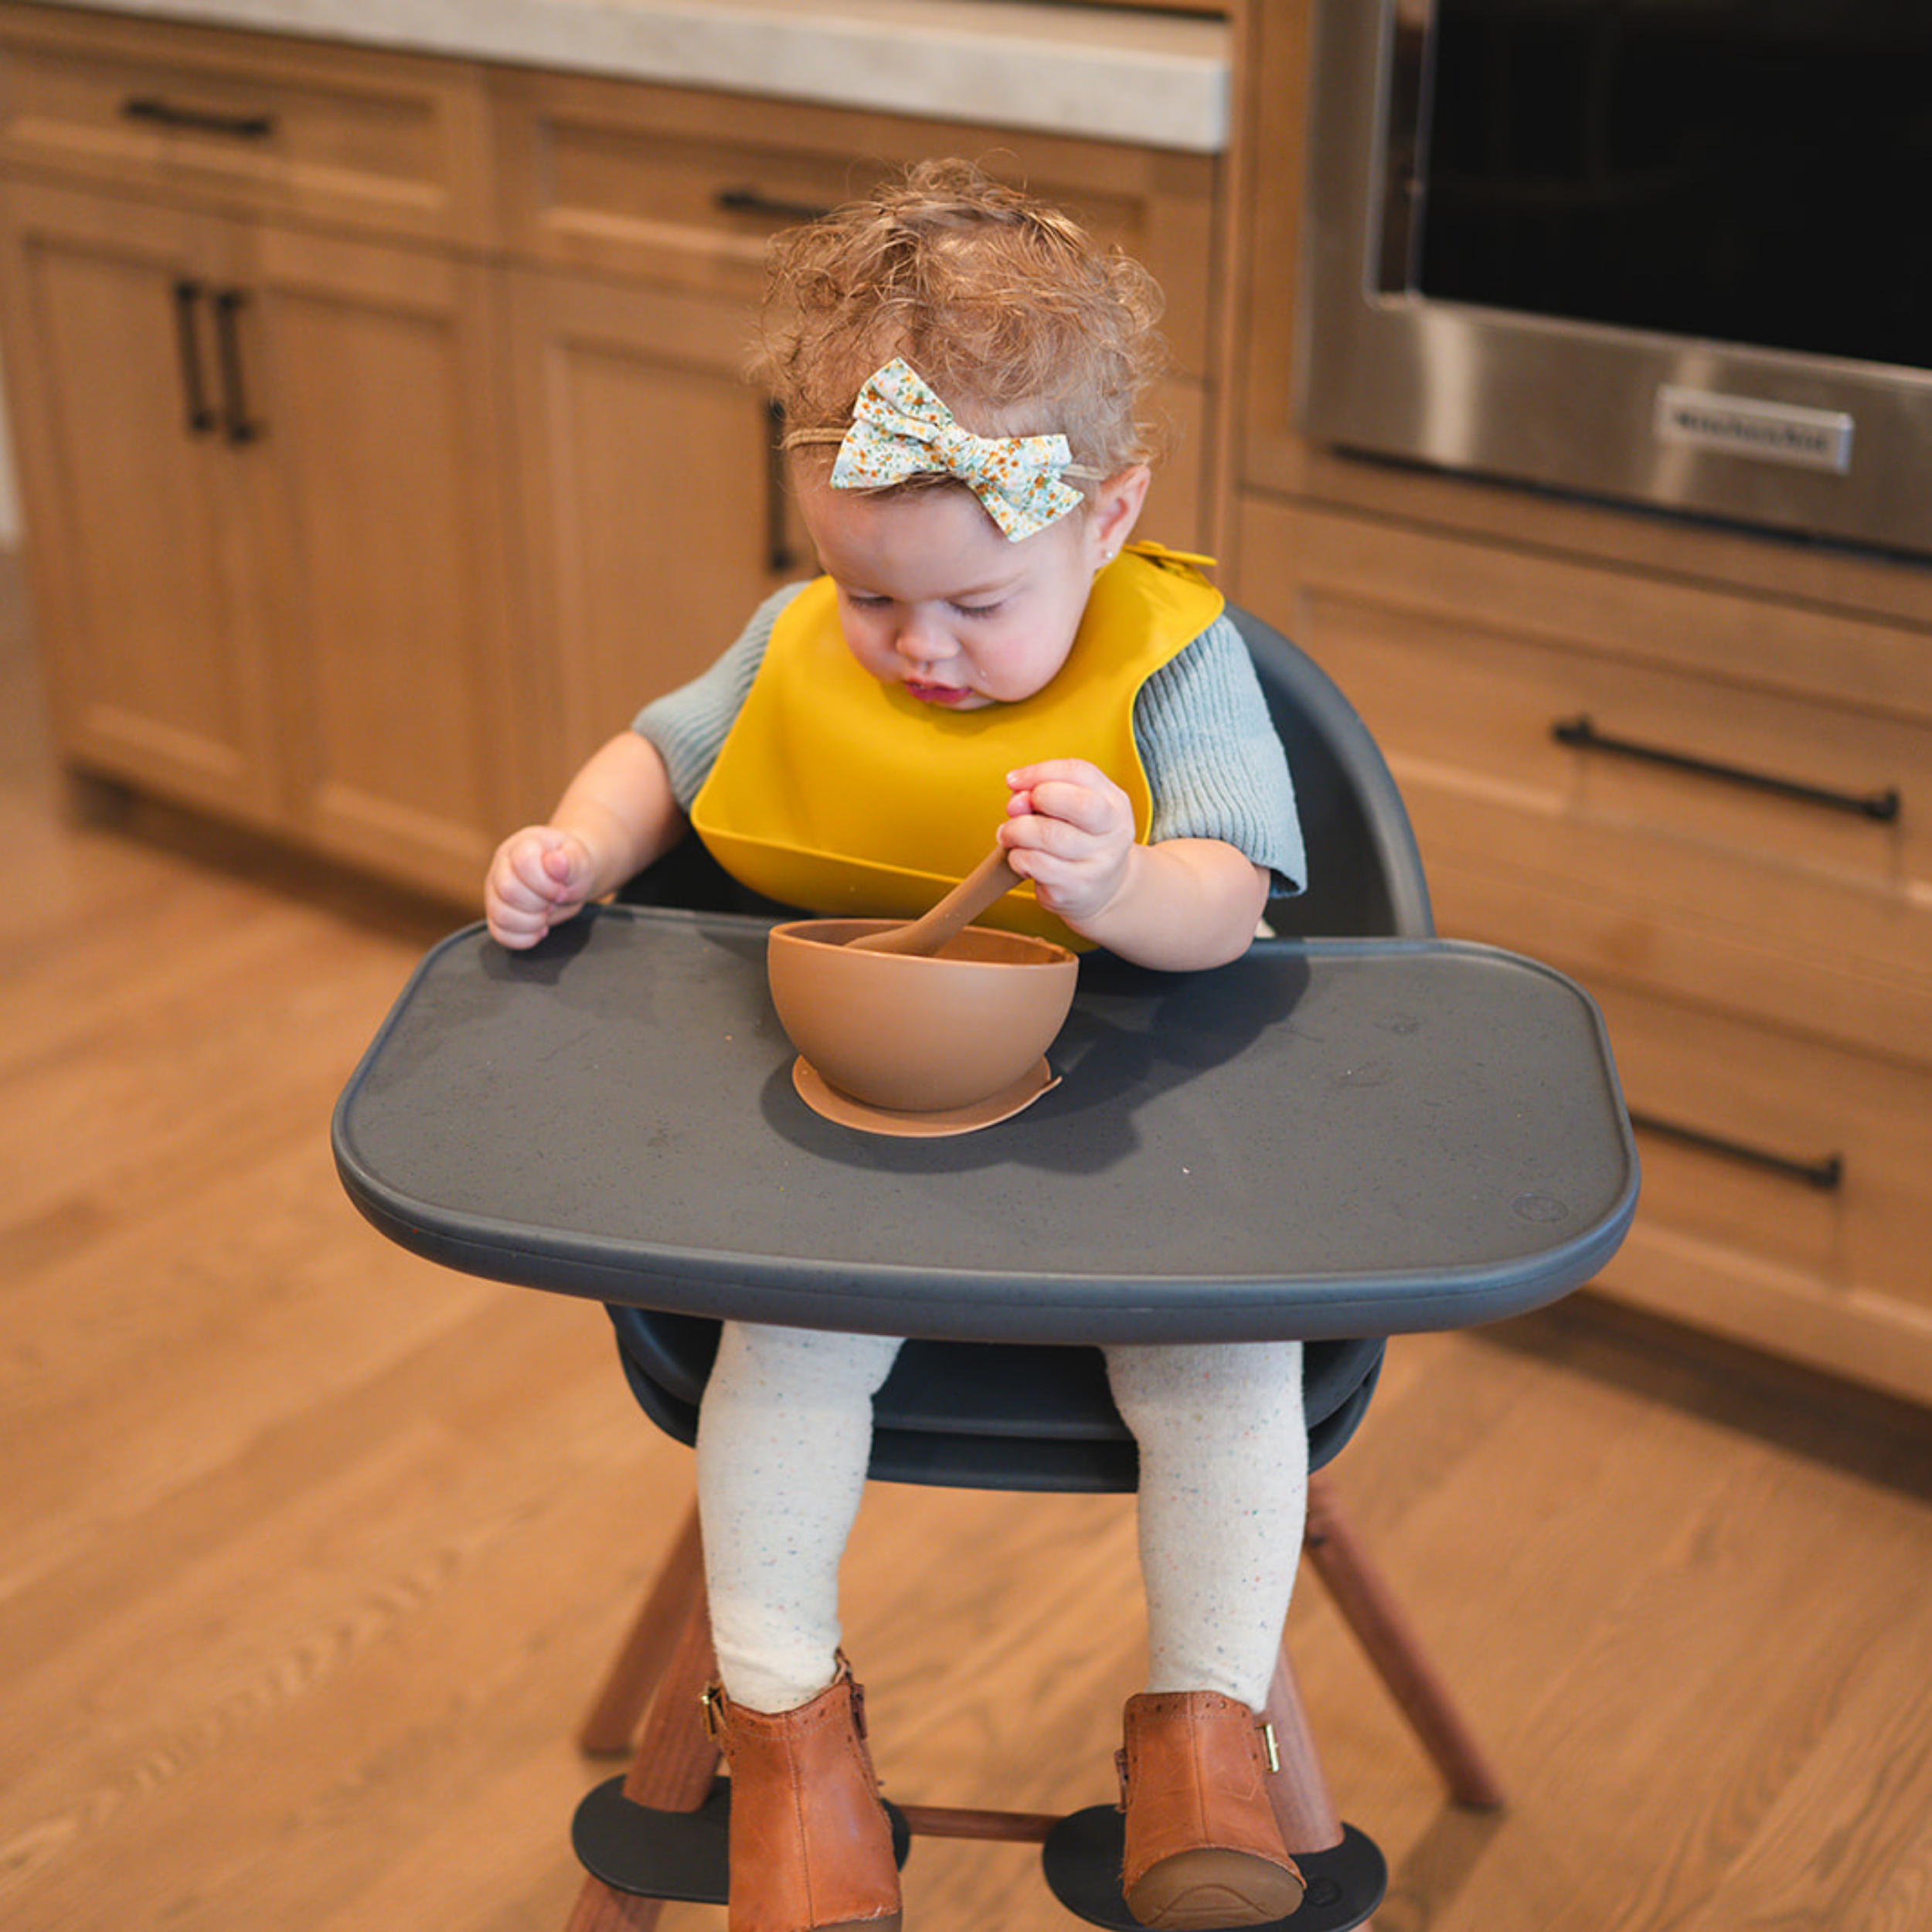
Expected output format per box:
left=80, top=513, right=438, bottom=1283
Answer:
left=692, top=546, right=1223, bottom=948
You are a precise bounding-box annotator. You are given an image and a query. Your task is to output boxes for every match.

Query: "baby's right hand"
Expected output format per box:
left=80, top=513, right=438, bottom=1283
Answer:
left=484, top=826, right=597, bottom=949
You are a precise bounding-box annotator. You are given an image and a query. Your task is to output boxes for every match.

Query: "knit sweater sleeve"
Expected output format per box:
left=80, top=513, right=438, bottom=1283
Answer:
left=1135, top=614, right=1307, bottom=898
left=630, top=583, right=805, bottom=811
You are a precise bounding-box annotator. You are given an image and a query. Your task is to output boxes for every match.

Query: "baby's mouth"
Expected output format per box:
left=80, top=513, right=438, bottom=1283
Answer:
left=905, top=679, right=974, bottom=706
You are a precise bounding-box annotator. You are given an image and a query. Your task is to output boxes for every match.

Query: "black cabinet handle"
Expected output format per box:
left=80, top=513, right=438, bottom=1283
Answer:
left=1553, top=714, right=1900, bottom=822
left=764, top=400, right=800, bottom=575
left=716, top=186, right=833, bottom=226
left=212, top=289, right=262, bottom=445
left=123, top=95, right=275, bottom=140
left=172, top=278, right=217, bottom=436
left=1630, top=1109, right=1844, bottom=1192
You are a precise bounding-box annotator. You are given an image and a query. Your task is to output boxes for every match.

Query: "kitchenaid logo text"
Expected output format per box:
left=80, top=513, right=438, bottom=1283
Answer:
left=1655, top=386, right=1854, bottom=473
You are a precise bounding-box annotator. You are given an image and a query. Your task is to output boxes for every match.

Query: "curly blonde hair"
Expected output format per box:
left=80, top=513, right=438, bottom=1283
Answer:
left=755, top=158, right=1170, bottom=495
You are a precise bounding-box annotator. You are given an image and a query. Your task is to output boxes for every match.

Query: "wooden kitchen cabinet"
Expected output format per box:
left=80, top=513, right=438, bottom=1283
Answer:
left=0, top=179, right=281, bottom=819
left=1233, top=492, right=1932, bottom=1404
left=0, top=172, right=519, bottom=897
left=0, top=5, right=517, bottom=899
left=1226, top=0, right=1932, bottom=1404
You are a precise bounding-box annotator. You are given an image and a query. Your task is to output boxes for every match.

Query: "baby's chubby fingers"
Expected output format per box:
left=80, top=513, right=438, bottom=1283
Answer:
left=1000, top=760, right=1138, bottom=930
left=1003, top=759, right=1130, bottom=842
left=505, top=828, right=586, bottom=901
left=485, top=826, right=595, bottom=947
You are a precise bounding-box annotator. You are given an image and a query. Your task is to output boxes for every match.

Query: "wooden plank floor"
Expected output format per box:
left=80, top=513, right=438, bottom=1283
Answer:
left=4, top=566, right=1930, bottom=1932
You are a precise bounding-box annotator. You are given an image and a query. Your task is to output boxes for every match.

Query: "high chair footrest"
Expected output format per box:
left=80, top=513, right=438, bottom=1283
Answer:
left=1042, top=1807, right=1386, bottom=1932
left=572, top=1775, right=913, bottom=1902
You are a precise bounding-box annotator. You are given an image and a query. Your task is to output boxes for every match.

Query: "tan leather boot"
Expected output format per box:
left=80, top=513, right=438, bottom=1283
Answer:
left=1117, top=1691, right=1306, bottom=1930
left=703, top=1660, right=903, bottom=1932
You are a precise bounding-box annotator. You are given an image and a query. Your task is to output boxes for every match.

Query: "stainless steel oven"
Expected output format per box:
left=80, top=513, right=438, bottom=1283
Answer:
left=1297, top=0, right=1932, bottom=558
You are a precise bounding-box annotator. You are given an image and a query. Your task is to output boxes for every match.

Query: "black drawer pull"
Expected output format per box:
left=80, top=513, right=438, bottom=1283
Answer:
left=122, top=96, right=276, bottom=141
left=212, top=288, right=262, bottom=445
left=716, top=186, right=834, bottom=226
left=1553, top=714, right=1901, bottom=822
left=172, top=278, right=217, bottom=435
left=1630, top=1109, right=1844, bottom=1192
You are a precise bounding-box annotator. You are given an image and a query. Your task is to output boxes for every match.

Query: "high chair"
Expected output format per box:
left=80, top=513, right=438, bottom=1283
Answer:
left=332, top=610, right=1638, bottom=1932
left=571, top=611, right=1495, bottom=1930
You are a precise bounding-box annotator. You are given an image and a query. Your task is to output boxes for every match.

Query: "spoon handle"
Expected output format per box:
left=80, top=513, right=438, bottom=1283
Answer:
left=847, top=847, right=1019, bottom=956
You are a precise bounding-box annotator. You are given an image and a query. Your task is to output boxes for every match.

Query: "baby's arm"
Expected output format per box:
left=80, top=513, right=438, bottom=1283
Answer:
left=1002, top=760, right=1269, bottom=970
left=484, top=731, right=684, bottom=949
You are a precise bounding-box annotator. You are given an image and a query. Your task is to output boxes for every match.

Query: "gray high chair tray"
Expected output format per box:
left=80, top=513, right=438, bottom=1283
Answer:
left=332, top=904, right=1638, bottom=1343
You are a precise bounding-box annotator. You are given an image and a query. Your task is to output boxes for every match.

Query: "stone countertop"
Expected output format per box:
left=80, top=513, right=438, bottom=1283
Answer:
left=51, top=0, right=1232, bottom=152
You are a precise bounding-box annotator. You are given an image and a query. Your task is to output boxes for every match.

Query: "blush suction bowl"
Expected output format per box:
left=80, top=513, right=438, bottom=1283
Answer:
left=767, top=918, right=1078, bottom=1115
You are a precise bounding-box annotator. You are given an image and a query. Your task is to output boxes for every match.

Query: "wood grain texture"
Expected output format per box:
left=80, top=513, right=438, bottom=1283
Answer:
left=2, top=556, right=1929, bottom=1931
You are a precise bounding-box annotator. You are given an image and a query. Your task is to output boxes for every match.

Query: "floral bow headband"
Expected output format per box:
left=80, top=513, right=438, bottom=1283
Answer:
left=789, top=359, right=1096, bottom=541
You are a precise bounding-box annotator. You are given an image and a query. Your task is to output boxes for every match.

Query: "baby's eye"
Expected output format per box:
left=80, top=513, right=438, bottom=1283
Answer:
left=949, top=599, right=1004, bottom=618
left=845, top=593, right=893, bottom=611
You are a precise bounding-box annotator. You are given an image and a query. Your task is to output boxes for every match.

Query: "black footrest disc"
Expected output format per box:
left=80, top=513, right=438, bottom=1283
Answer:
left=1041, top=1806, right=1387, bottom=1932
left=572, top=1775, right=912, bottom=1903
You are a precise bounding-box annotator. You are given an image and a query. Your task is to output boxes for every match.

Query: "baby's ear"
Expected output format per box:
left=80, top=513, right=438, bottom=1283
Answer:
left=1088, top=464, right=1151, bottom=561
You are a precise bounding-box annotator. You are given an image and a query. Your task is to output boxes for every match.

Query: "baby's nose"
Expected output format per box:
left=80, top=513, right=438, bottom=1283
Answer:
left=895, top=619, right=947, bottom=666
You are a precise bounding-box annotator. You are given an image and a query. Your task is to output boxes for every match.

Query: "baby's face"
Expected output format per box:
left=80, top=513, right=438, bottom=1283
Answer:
left=794, top=473, right=1114, bottom=710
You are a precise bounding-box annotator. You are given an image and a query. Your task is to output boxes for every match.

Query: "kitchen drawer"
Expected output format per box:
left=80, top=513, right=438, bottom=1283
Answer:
left=1234, top=496, right=1932, bottom=1059
left=492, top=67, right=1217, bottom=375
left=0, top=5, right=492, bottom=244
left=1586, top=975, right=1932, bottom=1407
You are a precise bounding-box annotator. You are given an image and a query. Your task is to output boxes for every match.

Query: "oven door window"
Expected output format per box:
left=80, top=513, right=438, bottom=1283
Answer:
left=1413, top=1, right=1932, bottom=372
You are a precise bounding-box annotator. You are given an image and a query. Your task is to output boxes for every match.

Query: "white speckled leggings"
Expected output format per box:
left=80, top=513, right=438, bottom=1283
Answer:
left=695, top=1321, right=1307, bottom=1715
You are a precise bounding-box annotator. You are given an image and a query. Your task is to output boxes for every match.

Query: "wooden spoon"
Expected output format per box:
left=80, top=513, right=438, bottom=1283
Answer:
left=845, top=846, right=1020, bottom=956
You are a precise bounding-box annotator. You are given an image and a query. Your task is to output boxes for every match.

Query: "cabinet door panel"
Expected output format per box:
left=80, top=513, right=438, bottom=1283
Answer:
left=0, top=180, right=277, bottom=815
left=507, top=267, right=792, bottom=803
left=1587, top=976, right=1932, bottom=1407
left=247, top=224, right=517, bottom=894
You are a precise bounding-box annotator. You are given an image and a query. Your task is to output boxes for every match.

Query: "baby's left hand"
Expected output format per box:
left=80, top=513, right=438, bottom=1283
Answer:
left=1002, top=759, right=1135, bottom=929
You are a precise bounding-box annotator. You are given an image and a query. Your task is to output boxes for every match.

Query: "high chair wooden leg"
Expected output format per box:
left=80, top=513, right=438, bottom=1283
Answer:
left=1303, top=1473, right=1506, bottom=1809
left=1261, top=1645, right=1344, bottom=1855
left=565, top=1510, right=719, bottom=1932
left=577, top=1506, right=706, bottom=1757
